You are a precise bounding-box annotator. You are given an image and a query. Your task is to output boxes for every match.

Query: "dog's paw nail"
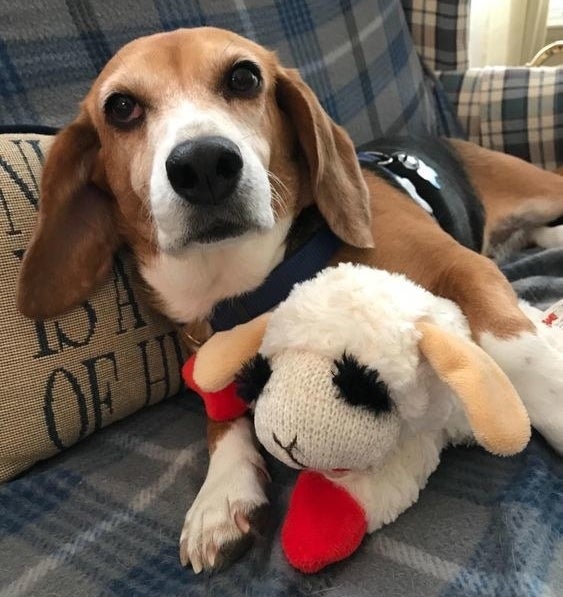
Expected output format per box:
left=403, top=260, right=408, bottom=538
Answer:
left=207, top=544, right=218, bottom=568
left=191, top=553, right=203, bottom=575
left=179, top=540, right=190, bottom=567
left=180, top=455, right=269, bottom=570
left=253, top=463, right=271, bottom=484
left=234, top=511, right=251, bottom=534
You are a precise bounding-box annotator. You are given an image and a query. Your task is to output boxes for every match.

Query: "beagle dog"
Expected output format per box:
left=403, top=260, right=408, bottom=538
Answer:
left=16, top=27, right=563, bottom=573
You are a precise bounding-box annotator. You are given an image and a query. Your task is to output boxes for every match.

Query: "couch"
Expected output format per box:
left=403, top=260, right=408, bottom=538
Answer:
left=0, top=1, right=562, bottom=595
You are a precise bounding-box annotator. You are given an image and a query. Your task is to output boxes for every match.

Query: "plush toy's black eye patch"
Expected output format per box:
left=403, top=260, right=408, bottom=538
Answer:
left=235, top=354, right=272, bottom=404
left=332, top=353, right=392, bottom=414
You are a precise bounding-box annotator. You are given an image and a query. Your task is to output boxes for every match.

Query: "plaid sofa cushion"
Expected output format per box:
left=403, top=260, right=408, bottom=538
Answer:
left=0, top=0, right=439, bottom=143
left=440, top=67, right=563, bottom=170
left=401, top=0, right=469, bottom=72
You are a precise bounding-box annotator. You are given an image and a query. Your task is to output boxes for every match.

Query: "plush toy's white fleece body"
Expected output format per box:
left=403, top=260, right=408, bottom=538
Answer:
left=254, top=263, right=563, bottom=533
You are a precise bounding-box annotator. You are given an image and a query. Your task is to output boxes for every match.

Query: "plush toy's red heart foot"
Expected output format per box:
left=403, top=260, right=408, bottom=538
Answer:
left=282, top=470, right=367, bottom=573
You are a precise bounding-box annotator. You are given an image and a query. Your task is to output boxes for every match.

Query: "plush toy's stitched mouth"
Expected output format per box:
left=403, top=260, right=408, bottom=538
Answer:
left=272, top=433, right=307, bottom=469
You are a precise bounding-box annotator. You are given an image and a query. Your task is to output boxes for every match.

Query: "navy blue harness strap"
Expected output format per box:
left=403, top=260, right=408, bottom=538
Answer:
left=209, top=226, right=341, bottom=332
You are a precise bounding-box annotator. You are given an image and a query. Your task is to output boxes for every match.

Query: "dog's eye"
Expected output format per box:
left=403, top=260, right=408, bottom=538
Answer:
left=104, top=93, right=144, bottom=127
left=235, top=354, right=272, bottom=404
left=228, top=61, right=262, bottom=96
left=332, top=353, right=392, bottom=414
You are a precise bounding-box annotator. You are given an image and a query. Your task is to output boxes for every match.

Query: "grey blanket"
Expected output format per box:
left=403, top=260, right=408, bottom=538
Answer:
left=0, top=249, right=562, bottom=597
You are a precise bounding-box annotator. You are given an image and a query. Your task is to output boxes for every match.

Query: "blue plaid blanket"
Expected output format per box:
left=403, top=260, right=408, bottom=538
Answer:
left=0, top=247, right=562, bottom=597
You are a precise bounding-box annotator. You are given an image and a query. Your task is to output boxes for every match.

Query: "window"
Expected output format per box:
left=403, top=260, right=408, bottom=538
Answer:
left=549, top=0, right=563, bottom=27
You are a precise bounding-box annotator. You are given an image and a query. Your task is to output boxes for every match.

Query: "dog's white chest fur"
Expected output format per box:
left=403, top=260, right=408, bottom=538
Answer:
left=141, top=218, right=291, bottom=323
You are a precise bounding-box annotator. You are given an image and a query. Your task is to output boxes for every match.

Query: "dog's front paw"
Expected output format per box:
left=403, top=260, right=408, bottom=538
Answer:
left=180, top=454, right=269, bottom=573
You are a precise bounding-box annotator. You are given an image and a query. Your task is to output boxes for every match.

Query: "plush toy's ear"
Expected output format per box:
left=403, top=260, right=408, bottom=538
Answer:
left=191, top=314, right=271, bottom=392
left=416, top=322, right=531, bottom=456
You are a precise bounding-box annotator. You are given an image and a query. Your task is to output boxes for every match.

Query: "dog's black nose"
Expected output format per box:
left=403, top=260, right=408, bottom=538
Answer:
left=166, top=136, right=243, bottom=205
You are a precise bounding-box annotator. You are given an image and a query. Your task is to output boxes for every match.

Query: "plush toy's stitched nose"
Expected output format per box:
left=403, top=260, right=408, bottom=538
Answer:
left=272, top=433, right=307, bottom=468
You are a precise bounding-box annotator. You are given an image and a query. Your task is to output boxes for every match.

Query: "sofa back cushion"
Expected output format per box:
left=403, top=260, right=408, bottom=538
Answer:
left=0, top=0, right=438, bottom=142
left=0, top=133, right=187, bottom=482
left=401, top=0, right=470, bottom=71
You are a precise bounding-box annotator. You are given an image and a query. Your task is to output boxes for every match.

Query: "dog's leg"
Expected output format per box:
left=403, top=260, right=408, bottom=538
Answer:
left=438, top=251, right=563, bottom=454
left=479, top=303, right=563, bottom=455
left=179, top=416, right=269, bottom=572
left=451, top=138, right=563, bottom=241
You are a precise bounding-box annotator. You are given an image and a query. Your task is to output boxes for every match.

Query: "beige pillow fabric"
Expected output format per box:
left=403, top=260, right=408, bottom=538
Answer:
left=0, top=133, right=187, bottom=482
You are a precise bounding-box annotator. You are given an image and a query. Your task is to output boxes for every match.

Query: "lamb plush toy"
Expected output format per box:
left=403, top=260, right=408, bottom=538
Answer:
left=184, top=264, right=538, bottom=573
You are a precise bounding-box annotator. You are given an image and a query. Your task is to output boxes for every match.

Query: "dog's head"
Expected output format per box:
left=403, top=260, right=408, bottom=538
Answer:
left=17, top=27, right=373, bottom=319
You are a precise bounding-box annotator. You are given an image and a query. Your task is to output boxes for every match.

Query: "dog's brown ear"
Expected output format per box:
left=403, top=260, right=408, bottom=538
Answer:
left=275, top=67, right=373, bottom=248
left=16, top=111, right=119, bottom=320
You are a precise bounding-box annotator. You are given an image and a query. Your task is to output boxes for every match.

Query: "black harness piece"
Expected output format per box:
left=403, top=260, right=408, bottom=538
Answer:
left=358, top=136, right=485, bottom=253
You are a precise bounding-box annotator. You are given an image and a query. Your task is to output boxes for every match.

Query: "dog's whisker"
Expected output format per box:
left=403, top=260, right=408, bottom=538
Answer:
left=267, top=171, right=290, bottom=214
left=269, top=188, right=288, bottom=215
left=240, top=132, right=258, bottom=143
left=267, top=171, right=290, bottom=196
left=269, top=191, right=287, bottom=211
left=270, top=191, right=284, bottom=212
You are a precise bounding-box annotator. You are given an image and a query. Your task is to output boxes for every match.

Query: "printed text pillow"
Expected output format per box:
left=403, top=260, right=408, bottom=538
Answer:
left=0, top=134, right=187, bottom=482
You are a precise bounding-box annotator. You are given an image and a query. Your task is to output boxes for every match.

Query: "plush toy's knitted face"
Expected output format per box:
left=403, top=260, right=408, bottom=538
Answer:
left=251, top=349, right=402, bottom=471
